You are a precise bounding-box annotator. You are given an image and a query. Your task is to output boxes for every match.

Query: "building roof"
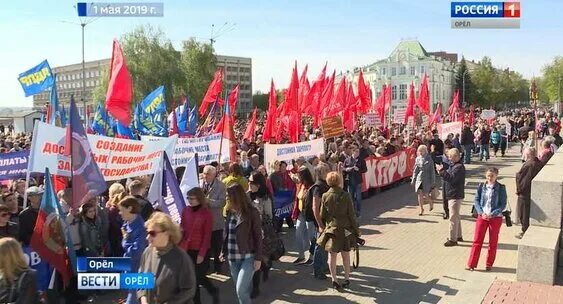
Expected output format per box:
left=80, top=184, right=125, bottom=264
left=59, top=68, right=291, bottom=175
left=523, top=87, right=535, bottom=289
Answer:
left=389, top=40, right=429, bottom=59
left=0, top=109, right=40, bottom=118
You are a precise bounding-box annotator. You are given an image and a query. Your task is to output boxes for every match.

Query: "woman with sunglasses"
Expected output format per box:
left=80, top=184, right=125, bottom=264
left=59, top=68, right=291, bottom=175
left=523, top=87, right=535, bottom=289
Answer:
left=180, top=188, right=219, bottom=304
left=137, top=212, right=196, bottom=304
left=223, top=184, right=262, bottom=304
left=118, top=196, right=148, bottom=304
left=0, top=204, right=18, bottom=240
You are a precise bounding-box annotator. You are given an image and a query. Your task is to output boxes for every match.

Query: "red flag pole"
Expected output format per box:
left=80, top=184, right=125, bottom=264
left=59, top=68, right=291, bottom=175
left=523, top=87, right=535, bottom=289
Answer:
left=217, top=89, right=229, bottom=167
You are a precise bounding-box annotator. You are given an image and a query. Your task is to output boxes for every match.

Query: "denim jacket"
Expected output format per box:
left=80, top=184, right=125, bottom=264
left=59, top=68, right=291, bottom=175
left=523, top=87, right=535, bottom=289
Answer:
left=473, top=182, right=507, bottom=217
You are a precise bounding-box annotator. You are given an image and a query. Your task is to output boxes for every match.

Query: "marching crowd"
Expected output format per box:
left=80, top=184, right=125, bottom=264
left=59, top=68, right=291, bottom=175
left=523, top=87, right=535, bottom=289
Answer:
left=0, top=106, right=561, bottom=304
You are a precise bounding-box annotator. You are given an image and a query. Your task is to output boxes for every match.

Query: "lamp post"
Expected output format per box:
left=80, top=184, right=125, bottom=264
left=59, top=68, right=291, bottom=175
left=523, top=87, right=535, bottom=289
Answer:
left=462, top=70, right=469, bottom=108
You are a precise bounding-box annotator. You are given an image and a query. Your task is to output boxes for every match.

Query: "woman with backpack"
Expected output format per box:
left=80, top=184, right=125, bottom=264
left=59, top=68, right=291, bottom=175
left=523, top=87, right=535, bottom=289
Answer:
left=0, top=237, right=39, bottom=303
left=466, top=167, right=507, bottom=271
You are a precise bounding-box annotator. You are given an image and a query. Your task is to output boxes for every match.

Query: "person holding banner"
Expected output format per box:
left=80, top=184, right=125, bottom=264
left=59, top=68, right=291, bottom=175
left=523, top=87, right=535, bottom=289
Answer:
left=412, top=145, right=436, bottom=216
left=0, top=237, right=39, bottom=304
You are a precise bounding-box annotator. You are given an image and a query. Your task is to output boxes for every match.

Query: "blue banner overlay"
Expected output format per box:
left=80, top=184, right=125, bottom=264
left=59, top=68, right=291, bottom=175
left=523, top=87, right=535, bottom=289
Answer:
left=77, top=257, right=132, bottom=272
left=451, top=2, right=504, bottom=18
left=78, top=2, right=164, bottom=17
left=78, top=273, right=155, bottom=290
left=23, top=246, right=53, bottom=291
left=0, top=150, right=29, bottom=180
left=273, top=190, right=294, bottom=219
left=18, top=60, right=54, bottom=96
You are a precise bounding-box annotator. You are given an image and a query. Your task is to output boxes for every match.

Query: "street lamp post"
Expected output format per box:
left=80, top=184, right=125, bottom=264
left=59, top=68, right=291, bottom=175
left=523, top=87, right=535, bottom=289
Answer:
left=81, top=23, right=87, bottom=125
left=462, top=70, right=469, bottom=107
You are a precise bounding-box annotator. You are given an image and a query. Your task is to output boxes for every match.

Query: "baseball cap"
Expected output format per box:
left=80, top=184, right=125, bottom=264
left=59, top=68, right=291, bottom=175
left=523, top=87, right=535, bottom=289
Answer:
left=26, top=186, right=44, bottom=196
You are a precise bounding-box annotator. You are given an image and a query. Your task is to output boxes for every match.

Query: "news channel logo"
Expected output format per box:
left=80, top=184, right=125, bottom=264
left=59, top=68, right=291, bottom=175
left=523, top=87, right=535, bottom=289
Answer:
left=76, top=257, right=154, bottom=290
left=450, top=1, right=520, bottom=29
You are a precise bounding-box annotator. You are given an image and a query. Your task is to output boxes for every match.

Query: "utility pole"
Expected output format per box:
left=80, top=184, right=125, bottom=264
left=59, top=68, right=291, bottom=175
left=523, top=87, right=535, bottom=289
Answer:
left=462, top=70, right=469, bottom=108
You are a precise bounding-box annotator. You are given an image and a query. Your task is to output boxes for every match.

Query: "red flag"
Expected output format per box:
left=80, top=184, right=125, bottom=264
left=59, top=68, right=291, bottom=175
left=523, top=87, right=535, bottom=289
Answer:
left=170, top=108, right=179, bottom=136
left=404, top=82, right=416, bottom=126
left=469, top=105, right=475, bottom=126
left=288, top=110, right=299, bottom=143
left=315, top=70, right=335, bottom=126
left=328, top=76, right=346, bottom=117
left=304, top=63, right=327, bottom=117
left=458, top=106, right=465, bottom=123
left=105, top=39, right=133, bottom=126
left=384, top=84, right=392, bottom=111
left=430, top=103, right=443, bottom=127
left=448, top=90, right=460, bottom=119
left=214, top=102, right=237, bottom=162
left=417, top=74, right=430, bottom=115
left=375, top=85, right=387, bottom=126
left=199, top=69, right=224, bottom=117
left=343, top=83, right=357, bottom=132
left=228, top=84, right=240, bottom=119
left=357, top=70, right=372, bottom=114
left=243, top=107, right=257, bottom=141
left=263, top=80, right=277, bottom=142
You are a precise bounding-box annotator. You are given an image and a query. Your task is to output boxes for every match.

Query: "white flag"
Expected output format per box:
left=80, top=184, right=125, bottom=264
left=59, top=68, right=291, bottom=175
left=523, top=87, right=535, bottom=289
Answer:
left=179, top=156, right=199, bottom=200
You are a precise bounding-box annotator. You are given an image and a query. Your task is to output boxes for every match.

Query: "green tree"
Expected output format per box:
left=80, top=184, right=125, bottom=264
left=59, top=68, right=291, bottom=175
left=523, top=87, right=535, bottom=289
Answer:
left=91, top=67, right=109, bottom=106
left=538, top=56, right=563, bottom=103
left=180, top=38, right=217, bottom=109
left=120, top=25, right=186, bottom=109
left=454, top=57, right=475, bottom=107
left=252, top=91, right=269, bottom=111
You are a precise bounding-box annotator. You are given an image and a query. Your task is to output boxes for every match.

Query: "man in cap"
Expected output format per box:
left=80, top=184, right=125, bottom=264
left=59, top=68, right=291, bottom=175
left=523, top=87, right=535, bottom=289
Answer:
left=18, top=186, right=44, bottom=246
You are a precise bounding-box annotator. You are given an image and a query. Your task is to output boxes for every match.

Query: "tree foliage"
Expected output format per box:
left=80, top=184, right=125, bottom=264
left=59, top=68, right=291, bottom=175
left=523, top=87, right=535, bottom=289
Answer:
left=252, top=91, right=269, bottom=111
left=470, top=56, right=529, bottom=108
left=538, top=56, right=563, bottom=103
left=91, top=25, right=217, bottom=112
left=454, top=57, right=475, bottom=107
left=180, top=38, right=217, bottom=109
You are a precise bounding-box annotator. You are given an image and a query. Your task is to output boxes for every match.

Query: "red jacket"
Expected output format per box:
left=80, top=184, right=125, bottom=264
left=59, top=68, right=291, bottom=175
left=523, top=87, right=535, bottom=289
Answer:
left=179, top=206, right=213, bottom=257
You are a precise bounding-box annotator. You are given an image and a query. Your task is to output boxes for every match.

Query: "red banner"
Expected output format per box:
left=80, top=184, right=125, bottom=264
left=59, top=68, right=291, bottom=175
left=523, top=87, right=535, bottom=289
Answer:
left=361, top=148, right=416, bottom=192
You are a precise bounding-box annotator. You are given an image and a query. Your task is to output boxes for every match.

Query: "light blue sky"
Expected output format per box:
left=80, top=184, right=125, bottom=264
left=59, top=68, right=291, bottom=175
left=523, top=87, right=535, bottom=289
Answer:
left=1, top=0, right=561, bottom=107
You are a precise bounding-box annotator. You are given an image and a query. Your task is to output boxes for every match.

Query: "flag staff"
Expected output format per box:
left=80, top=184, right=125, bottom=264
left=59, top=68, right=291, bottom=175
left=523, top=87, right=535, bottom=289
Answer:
left=217, top=89, right=229, bottom=168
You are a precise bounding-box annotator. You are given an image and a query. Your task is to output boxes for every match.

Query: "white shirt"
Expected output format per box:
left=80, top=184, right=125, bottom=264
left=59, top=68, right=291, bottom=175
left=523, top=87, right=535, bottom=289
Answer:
left=482, top=183, right=494, bottom=215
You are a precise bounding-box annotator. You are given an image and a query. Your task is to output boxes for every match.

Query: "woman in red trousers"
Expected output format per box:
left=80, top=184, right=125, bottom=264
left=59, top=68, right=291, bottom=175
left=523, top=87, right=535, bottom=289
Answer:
left=466, top=167, right=507, bottom=271
left=180, top=187, right=219, bottom=304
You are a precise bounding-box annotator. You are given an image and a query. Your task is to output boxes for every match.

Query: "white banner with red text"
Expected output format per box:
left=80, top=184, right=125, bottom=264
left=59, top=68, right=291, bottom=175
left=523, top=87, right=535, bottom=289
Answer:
left=142, top=133, right=232, bottom=167
left=28, top=122, right=177, bottom=180
left=361, top=148, right=416, bottom=192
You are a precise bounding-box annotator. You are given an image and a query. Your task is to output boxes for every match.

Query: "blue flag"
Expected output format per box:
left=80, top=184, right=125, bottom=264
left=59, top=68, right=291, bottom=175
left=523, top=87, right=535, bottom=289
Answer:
left=68, top=97, right=107, bottom=207
left=49, top=76, right=59, bottom=125
left=116, top=121, right=135, bottom=139
left=187, top=106, right=198, bottom=136
left=177, top=96, right=189, bottom=133
left=141, top=86, right=166, bottom=115
left=161, top=152, right=187, bottom=223
left=18, top=60, right=54, bottom=96
left=60, top=104, right=67, bottom=127
left=92, top=103, right=114, bottom=136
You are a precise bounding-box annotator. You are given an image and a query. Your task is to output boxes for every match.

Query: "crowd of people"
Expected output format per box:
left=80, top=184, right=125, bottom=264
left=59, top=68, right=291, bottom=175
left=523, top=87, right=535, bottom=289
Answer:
left=0, top=106, right=561, bottom=304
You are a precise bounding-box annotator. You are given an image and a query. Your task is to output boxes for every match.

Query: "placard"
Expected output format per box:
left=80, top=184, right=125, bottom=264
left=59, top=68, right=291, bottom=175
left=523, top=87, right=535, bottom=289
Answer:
left=264, top=138, right=325, bottom=173
left=437, top=121, right=463, bottom=140
left=481, top=109, right=496, bottom=120
left=365, top=113, right=381, bottom=127
left=321, top=116, right=345, bottom=139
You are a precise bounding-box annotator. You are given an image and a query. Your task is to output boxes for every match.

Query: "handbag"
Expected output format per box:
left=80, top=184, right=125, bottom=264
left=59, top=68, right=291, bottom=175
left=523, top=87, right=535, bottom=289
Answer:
left=503, top=199, right=512, bottom=227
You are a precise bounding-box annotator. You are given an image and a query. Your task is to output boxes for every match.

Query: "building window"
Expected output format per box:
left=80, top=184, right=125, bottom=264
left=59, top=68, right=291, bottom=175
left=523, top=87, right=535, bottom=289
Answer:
left=391, top=67, right=397, bottom=76
left=392, top=85, right=397, bottom=100
left=400, top=66, right=406, bottom=75
left=381, top=68, right=386, bottom=76
left=399, top=84, right=407, bottom=99
left=420, top=66, right=425, bottom=75
left=410, top=66, right=415, bottom=75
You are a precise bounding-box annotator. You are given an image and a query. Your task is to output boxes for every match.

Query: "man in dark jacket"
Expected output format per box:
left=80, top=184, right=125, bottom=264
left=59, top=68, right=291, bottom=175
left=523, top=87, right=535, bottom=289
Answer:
left=128, top=180, right=154, bottom=221
left=436, top=148, right=465, bottom=247
left=478, top=125, right=491, bottom=161
left=18, top=186, right=44, bottom=246
left=343, top=145, right=367, bottom=218
left=515, top=147, right=543, bottom=239
left=460, top=123, right=474, bottom=164
left=311, top=163, right=331, bottom=279
left=548, top=126, right=563, bottom=147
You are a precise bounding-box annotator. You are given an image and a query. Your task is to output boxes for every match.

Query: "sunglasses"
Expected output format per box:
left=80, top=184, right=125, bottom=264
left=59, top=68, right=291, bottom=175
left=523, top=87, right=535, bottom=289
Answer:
left=147, top=230, right=165, bottom=238
left=0, top=212, right=9, bottom=217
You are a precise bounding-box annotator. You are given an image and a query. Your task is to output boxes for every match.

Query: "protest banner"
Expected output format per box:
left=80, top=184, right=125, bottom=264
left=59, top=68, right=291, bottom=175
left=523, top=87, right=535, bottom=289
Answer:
left=321, top=116, right=345, bottom=139
left=393, top=108, right=406, bottom=124
left=481, top=109, right=496, bottom=120
left=18, top=60, right=54, bottom=96
left=23, top=246, right=53, bottom=291
left=264, top=138, right=325, bottom=173
left=143, top=133, right=232, bottom=166
left=437, top=121, right=463, bottom=140
left=273, top=190, right=293, bottom=219
left=499, top=116, right=512, bottom=136
left=364, top=112, right=381, bottom=127
left=28, top=122, right=176, bottom=180
left=0, top=150, right=29, bottom=180
left=361, top=148, right=416, bottom=192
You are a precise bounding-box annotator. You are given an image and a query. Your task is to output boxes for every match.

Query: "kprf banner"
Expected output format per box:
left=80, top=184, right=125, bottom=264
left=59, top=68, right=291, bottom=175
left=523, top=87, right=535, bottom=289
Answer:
left=437, top=121, right=463, bottom=140
left=29, top=122, right=177, bottom=180
left=361, top=148, right=416, bottom=192
left=18, top=60, right=54, bottom=96
left=264, top=138, right=325, bottom=173
left=142, top=133, right=232, bottom=166
left=273, top=191, right=294, bottom=219
left=0, top=150, right=29, bottom=180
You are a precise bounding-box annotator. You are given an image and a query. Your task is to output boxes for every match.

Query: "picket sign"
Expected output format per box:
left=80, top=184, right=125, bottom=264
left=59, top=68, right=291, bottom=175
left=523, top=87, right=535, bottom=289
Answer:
left=264, top=138, right=325, bottom=173
left=437, top=121, right=463, bottom=140
left=361, top=148, right=416, bottom=192
left=481, top=109, right=496, bottom=120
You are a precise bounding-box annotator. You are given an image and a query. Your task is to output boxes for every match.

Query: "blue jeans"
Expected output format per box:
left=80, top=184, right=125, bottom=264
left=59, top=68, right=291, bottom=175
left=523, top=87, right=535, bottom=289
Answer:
left=463, top=144, right=472, bottom=164
left=295, top=214, right=316, bottom=259
left=348, top=183, right=362, bottom=216
left=479, top=144, right=490, bottom=161
left=313, top=232, right=328, bottom=276
left=229, top=255, right=255, bottom=304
